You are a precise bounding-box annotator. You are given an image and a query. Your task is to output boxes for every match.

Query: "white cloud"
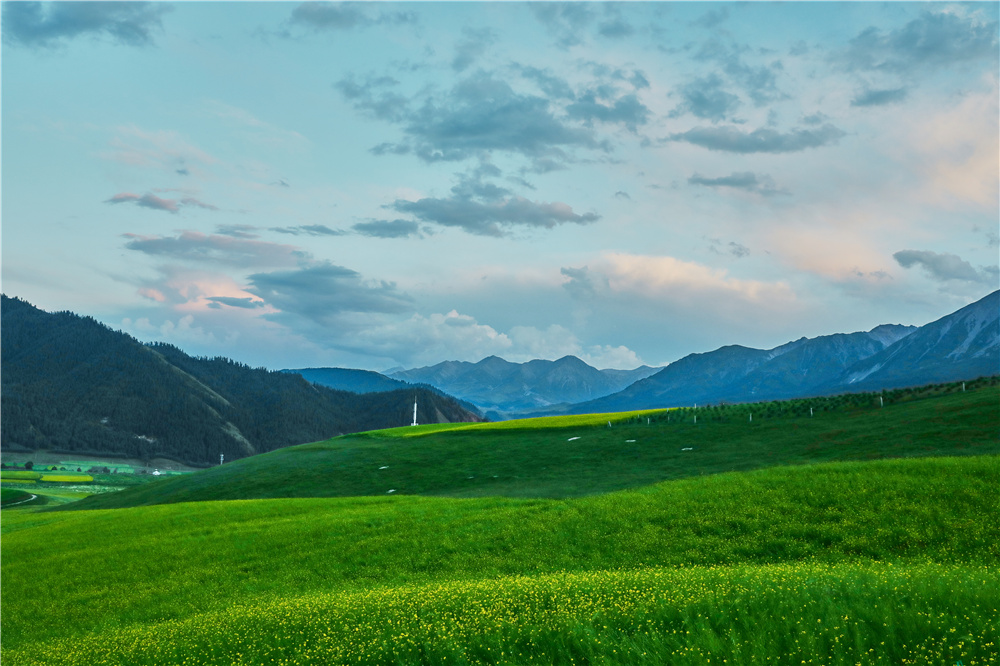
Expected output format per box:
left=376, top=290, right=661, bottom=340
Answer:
left=600, top=252, right=795, bottom=304
left=908, top=83, right=999, bottom=209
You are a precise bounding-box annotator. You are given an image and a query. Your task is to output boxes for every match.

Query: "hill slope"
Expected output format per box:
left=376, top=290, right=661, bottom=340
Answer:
left=4, top=455, right=998, bottom=664
left=59, top=380, right=1000, bottom=510
left=282, top=367, right=411, bottom=394
left=1, top=296, right=480, bottom=466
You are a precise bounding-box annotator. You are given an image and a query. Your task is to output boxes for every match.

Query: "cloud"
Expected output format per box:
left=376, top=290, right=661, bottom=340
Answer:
left=692, top=7, right=730, bottom=29
left=105, top=192, right=217, bottom=214
left=332, top=309, right=644, bottom=369
left=124, top=231, right=307, bottom=268
left=670, top=74, right=740, bottom=122
left=669, top=123, right=845, bottom=153
left=893, top=250, right=995, bottom=284
left=529, top=2, right=595, bottom=48
left=215, top=225, right=260, bottom=239
left=391, top=194, right=599, bottom=238
left=843, top=10, right=999, bottom=74
left=801, top=112, right=830, bottom=126
left=452, top=27, right=496, bottom=72
left=851, top=87, right=909, bottom=107
left=566, top=91, right=649, bottom=132
left=597, top=6, right=634, bottom=40
left=514, top=65, right=576, bottom=100
left=694, top=38, right=785, bottom=105
left=269, top=225, right=345, bottom=237
left=559, top=266, right=608, bottom=300
left=334, top=75, right=409, bottom=123
left=339, top=71, right=603, bottom=164
left=106, top=192, right=177, bottom=213
left=206, top=296, right=266, bottom=310
left=688, top=172, right=786, bottom=196
left=247, top=262, right=413, bottom=324
left=2, top=1, right=169, bottom=48
left=598, top=253, right=796, bottom=309
left=352, top=219, right=422, bottom=239
left=707, top=238, right=752, bottom=259
left=287, top=2, right=415, bottom=32
left=903, top=86, right=999, bottom=208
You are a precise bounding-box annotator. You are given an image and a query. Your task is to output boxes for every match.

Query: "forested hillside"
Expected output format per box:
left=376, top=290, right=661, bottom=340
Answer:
left=1, top=296, right=480, bottom=466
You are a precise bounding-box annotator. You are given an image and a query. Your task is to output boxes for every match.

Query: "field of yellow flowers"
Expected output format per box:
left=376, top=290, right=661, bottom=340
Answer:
left=2, top=453, right=998, bottom=665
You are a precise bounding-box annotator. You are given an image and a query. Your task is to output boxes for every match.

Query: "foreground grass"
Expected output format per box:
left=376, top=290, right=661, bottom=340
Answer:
left=2, top=456, right=997, bottom=659
left=7, top=563, right=997, bottom=666
left=62, top=385, right=1000, bottom=509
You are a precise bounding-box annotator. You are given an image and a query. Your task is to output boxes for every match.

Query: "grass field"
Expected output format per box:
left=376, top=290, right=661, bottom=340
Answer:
left=2, top=381, right=997, bottom=665
left=62, top=383, right=1000, bottom=510
left=2, top=454, right=998, bottom=664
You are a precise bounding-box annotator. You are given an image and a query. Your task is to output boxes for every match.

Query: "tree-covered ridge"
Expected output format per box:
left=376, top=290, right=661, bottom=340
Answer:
left=1, top=295, right=481, bottom=466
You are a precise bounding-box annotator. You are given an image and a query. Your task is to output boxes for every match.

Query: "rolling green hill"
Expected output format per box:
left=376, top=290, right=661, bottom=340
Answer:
left=2, top=454, right=998, bottom=665
left=60, top=381, right=1000, bottom=510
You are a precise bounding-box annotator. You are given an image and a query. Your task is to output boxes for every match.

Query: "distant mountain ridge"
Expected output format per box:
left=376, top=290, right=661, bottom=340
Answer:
left=386, top=355, right=660, bottom=416
left=567, top=290, right=998, bottom=414
left=828, top=290, right=1000, bottom=393
left=1, top=295, right=481, bottom=466
left=282, top=367, right=484, bottom=416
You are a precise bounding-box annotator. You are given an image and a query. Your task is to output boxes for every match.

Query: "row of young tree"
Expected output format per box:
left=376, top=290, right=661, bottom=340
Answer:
left=632, top=375, right=1000, bottom=426
left=1, top=295, right=480, bottom=466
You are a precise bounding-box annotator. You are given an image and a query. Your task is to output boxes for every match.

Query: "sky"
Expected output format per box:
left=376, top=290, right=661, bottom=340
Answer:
left=2, top=1, right=998, bottom=372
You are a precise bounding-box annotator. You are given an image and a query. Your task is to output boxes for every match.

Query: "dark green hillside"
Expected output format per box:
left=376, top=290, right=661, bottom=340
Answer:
left=1, top=295, right=480, bottom=466
left=62, top=382, right=1000, bottom=511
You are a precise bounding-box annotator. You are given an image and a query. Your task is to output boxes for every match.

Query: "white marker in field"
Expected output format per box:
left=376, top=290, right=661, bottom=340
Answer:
left=220, top=453, right=224, bottom=465
left=411, top=397, right=418, bottom=426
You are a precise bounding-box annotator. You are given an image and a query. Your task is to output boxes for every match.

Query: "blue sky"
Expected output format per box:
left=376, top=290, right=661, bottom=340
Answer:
left=3, top=1, right=998, bottom=371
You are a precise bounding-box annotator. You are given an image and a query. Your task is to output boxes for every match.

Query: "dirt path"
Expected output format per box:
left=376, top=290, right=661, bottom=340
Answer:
left=4, top=493, right=39, bottom=508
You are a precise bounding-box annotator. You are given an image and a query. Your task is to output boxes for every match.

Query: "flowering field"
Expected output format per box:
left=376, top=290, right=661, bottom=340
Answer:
left=2, top=453, right=998, bottom=665
left=7, top=563, right=997, bottom=666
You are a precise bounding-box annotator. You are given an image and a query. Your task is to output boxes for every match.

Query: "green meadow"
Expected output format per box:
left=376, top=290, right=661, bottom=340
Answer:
left=2, top=382, right=998, bottom=665
left=63, top=381, right=999, bottom=510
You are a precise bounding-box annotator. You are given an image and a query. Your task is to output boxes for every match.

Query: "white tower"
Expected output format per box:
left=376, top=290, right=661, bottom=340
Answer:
left=411, top=397, right=418, bottom=427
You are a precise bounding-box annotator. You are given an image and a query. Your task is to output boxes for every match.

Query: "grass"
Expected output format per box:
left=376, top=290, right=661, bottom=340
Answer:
left=2, top=455, right=997, bottom=663
left=3, top=381, right=997, bottom=665
left=62, top=384, right=1000, bottom=510
left=7, top=563, right=997, bottom=666
left=1, top=488, right=33, bottom=505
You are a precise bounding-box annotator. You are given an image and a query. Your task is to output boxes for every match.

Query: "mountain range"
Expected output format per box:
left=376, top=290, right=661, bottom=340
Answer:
left=385, top=356, right=661, bottom=418
left=312, top=290, right=995, bottom=417
left=562, top=289, right=998, bottom=415
left=1, top=296, right=481, bottom=466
